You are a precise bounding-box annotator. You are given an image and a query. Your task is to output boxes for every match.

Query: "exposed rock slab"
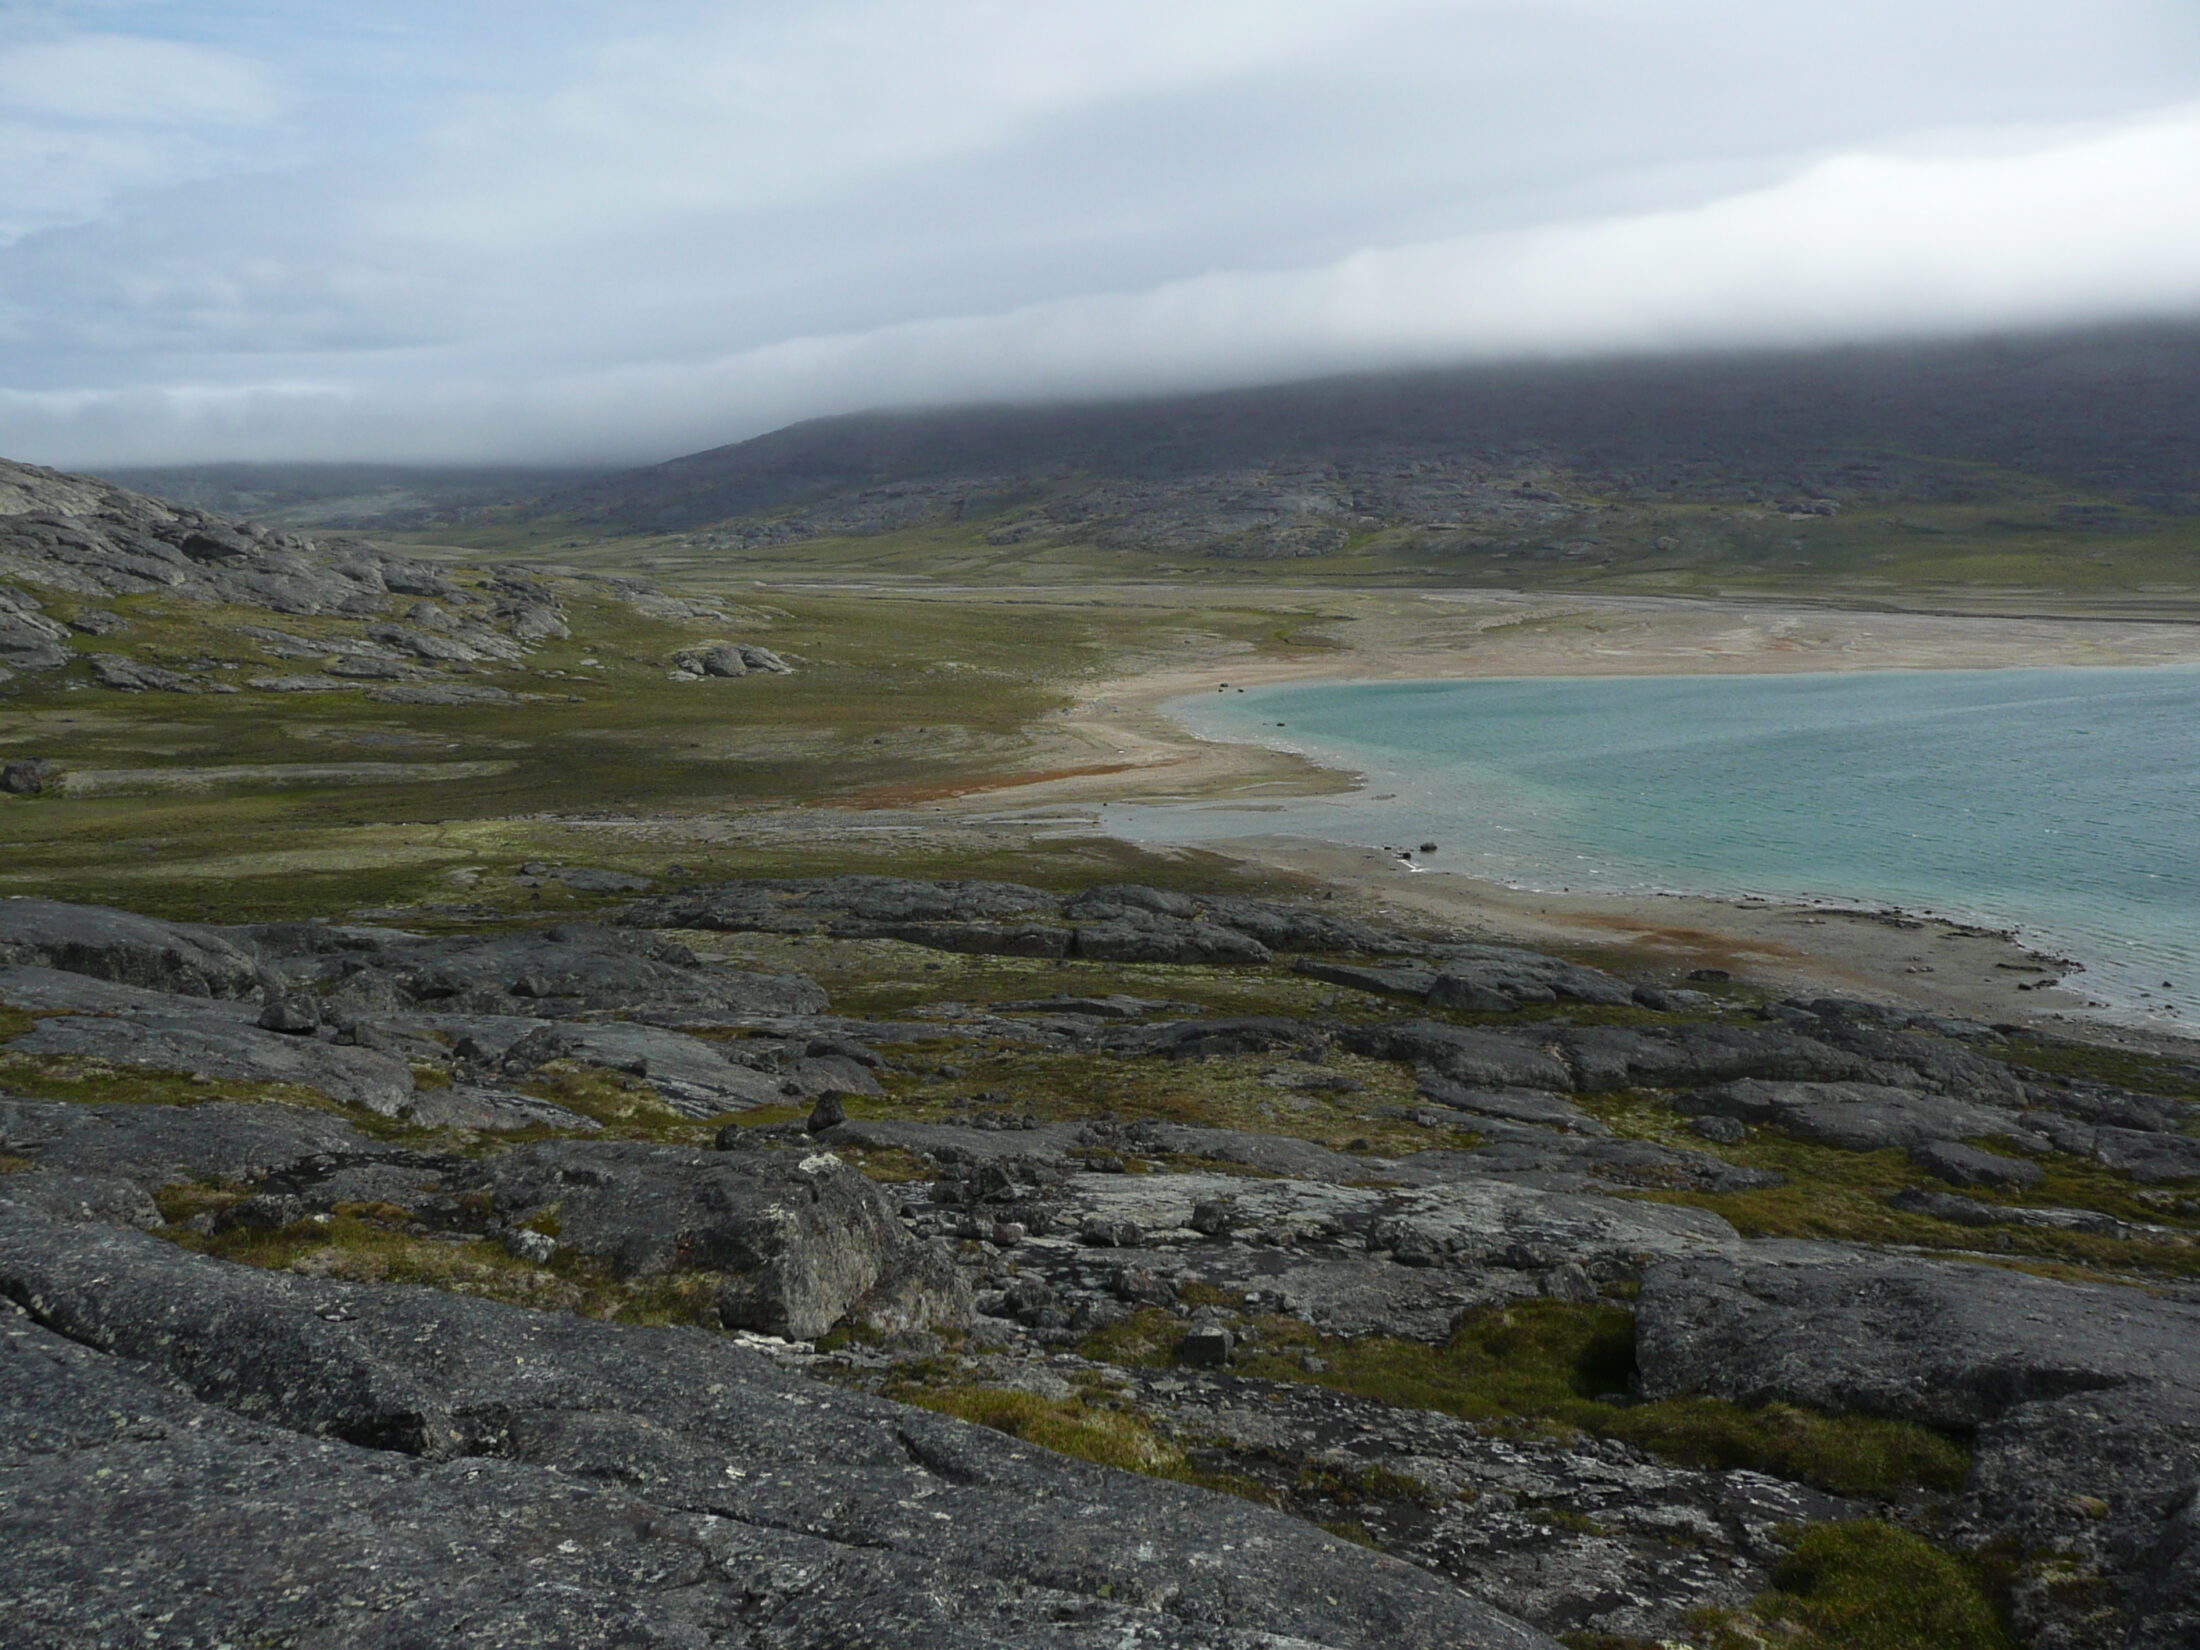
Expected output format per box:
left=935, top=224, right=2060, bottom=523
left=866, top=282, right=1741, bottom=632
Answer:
left=0, top=1210, right=1554, bottom=1649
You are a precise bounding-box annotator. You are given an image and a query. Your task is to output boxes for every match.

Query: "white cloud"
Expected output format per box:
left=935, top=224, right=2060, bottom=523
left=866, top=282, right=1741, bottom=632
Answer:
left=0, top=1, right=2196, bottom=465
left=0, top=31, right=293, bottom=242
left=0, top=33, right=288, bottom=126
left=8, top=102, right=2197, bottom=465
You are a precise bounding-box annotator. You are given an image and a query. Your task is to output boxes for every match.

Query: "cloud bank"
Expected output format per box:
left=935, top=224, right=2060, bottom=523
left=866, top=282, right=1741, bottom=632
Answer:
left=1, top=1, right=2196, bottom=466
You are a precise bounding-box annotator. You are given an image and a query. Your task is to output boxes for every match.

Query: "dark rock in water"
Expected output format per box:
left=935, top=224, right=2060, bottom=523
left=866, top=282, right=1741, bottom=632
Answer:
left=0, top=898, right=261, bottom=997
left=1911, top=1138, right=2043, bottom=1187
left=1636, top=1243, right=2200, bottom=1649
left=457, top=1139, right=971, bottom=1337
left=0, top=1210, right=1551, bottom=1649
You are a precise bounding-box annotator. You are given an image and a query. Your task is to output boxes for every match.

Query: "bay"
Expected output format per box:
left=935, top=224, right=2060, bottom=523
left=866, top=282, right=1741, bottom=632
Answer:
left=1116, top=666, right=2200, bottom=1029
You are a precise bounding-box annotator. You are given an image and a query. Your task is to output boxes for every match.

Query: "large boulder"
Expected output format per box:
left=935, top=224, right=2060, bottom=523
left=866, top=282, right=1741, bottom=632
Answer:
left=460, top=1140, right=971, bottom=1337
left=0, top=898, right=261, bottom=998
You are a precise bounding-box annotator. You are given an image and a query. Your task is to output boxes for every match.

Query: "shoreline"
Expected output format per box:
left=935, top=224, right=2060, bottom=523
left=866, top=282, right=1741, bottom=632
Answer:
left=941, top=587, right=2200, bottom=1053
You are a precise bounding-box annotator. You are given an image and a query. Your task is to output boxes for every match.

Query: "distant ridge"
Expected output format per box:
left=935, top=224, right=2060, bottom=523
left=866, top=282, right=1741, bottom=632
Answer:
left=547, top=324, right=2200, bottom=563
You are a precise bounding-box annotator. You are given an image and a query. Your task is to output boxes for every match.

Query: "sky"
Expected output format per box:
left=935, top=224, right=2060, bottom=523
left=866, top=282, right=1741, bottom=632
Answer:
left=3, top=1, right=2198, bottom=468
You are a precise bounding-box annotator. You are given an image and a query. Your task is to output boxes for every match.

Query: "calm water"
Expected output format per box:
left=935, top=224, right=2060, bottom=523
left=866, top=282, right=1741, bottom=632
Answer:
left=1114, top=667, right=2200, bottom=1029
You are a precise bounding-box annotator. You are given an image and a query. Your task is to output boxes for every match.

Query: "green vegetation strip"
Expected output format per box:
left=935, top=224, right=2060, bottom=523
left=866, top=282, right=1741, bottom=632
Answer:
left=1081, top=1301, right=1968, bottom=1499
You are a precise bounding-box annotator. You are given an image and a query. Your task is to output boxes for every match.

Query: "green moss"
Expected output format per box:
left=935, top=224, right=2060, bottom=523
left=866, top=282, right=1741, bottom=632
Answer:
left=1693, top=1521, right=2015, bottom=1650
left=887, top=1381, right=1272, bottom=1505
left=161, top=1210, right=721, bottom=1327
left=1989, top=1036, right=2200, bottom=1101
left=1084, top=1301, right=1968, bottom=1498
left=0, top=1051, right=343, bottom=1114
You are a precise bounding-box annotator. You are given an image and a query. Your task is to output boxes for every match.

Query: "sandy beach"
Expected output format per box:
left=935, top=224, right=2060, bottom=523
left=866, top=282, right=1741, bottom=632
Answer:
left=936, top=585, right=2200, bottom=1048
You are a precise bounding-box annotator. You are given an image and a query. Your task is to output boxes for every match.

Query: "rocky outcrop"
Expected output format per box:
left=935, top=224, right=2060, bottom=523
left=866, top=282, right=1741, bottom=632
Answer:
left=461, top=1139, right=970, bottom=1336
left=0, top=898, right=262, bottom=997
left=0, top=458, right=591, bottom=696
left=0, top=1207, right=1555, bottom=1650
left=1637, top=1244, right=2200, bottom=1649
left=622, top=876, right=1408, bottom=968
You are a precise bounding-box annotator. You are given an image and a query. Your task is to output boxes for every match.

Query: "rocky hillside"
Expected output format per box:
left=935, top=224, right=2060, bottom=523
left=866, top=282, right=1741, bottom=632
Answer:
left=0, top=456, right=778, bottom=714
left=545, top=324, right=2200, bottom=566
left=5, top=878, right=2198, bottom=1646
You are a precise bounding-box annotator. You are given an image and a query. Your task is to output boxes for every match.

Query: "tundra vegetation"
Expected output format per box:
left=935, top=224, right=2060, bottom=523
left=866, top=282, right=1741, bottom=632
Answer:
left=2, top=456, right=2197, bottom=1649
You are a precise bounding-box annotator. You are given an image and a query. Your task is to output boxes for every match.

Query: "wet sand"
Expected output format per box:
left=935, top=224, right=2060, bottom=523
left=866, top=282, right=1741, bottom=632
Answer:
left=945, top=586, right=2200, bottom=1047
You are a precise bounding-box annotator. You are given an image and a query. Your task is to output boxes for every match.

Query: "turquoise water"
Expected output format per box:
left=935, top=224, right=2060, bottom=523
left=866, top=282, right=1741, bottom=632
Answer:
left=1115, top=667, right=2200, bottom=1029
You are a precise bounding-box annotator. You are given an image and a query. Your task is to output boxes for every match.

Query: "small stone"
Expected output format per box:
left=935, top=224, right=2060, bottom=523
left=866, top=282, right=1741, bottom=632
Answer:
left=256, top=993, right=323, bottom=1036
left=1687, top=1114, right=1747, bottom=1144
left=1079, top=1216, right=1143, bottom=1248
left=502, top=1228, right=558, bottom=1264
left=1190, top=1197, right=1237, bottom=1236
left=806, top=1093, right=848, bottom=1134
left=1179, top=1327, right=1234, bottom=1367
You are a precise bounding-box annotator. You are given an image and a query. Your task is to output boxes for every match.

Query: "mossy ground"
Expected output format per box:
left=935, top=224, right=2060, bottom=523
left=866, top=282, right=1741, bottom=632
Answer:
left=1075, top=1299, right=1967, bottom=1499
left=1686, top=1520, right=2016, bottom=1650
left=156, top=1196, right=723, bottom=1327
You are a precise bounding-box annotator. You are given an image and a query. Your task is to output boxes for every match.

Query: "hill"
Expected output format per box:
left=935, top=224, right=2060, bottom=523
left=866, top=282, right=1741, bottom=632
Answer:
left=530, top=324, right=2200, bottom=600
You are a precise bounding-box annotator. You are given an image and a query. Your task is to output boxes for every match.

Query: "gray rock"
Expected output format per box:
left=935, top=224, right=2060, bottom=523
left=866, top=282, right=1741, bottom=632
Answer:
left=0, top=898, right=261, bottom=997
left=496, top=1020, right=789, bottom=1116
left=368, top=682, right=519, bottom=705
left=1416, top=1074, right=1610, bottom=1135
left=459, top=1139, right=972, bottom=1337
left=1294, top=959, right=1438, bottom=999
left=1884, top=1187, right=2124, bottom=1235
left=250, top=918, right=827, bottom=1023
left=0, top=1097, right=373, bottom=1187
left=391, top=1084, right=599, bottom=1133
left=0, top=757, right=58, bottom=795
left=1339, top=1022, right=1574, bottom=1092
left=0, top=1170, right=160, bottom=1228
left=0, top=1212, right=1553, bottom=1649
left=1675, top=1079, right=2034, bottom=1152
left=1636, top=1243, right=2200, bottom=1649
left=85, top=651, right=198, bottom=692
left=1425, top=946, right=1635, bottom=1011
left=1911, top=1138, right=2044, bottom=1187
left=1180, top=1326, right=1235, bottom=1366
left=7, top=1011, right=415, bottom=1111
left=2022, top=1113, right=2200, bottom=1183
left=555, top=865, right=654, bottom=893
